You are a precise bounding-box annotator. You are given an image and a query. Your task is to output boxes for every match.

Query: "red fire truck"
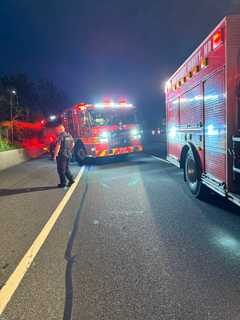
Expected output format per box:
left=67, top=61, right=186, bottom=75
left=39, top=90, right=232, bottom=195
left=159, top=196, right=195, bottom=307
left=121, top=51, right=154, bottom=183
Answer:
left=62, top=99, right=143, bottom=164
left=165, top=16, right=240, bottom=206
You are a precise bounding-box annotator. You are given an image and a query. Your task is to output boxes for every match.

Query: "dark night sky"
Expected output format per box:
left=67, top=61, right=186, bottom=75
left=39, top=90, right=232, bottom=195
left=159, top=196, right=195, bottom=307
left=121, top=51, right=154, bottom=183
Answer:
left=1, top=0, right=240, bottom=125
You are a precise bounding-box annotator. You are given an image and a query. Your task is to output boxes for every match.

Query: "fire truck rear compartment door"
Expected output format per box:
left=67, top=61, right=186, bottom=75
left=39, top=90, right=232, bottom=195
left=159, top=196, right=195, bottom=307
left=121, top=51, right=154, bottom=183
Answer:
left=204, top=69, right=226, bottom=183
left=179, top=84, right=204, bottom=161
left=167, top=98, right=180, bottom=159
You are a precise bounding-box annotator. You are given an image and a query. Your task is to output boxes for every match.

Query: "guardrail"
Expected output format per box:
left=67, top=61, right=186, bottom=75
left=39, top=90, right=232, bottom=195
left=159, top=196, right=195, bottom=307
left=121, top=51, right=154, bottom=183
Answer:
left=0, top=148, right=29, bottom=171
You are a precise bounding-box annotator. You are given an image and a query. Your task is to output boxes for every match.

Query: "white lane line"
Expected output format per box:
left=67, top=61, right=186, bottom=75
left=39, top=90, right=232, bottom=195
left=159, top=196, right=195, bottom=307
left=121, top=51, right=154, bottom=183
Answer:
left=0, top=166, right=85, bottom=315
left=152, top=155, right=169, bottom=164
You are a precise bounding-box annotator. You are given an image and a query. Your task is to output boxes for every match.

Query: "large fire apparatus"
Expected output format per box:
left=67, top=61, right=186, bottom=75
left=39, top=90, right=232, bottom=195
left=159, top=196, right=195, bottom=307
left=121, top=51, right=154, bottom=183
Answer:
left=61, top=99, right=143, bottom=163
left=165, top=16, right=240, bottom=206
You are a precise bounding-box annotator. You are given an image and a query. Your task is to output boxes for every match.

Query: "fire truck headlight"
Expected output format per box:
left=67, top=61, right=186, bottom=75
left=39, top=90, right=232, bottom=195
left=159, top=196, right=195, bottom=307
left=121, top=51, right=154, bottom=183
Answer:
left=99, top=131, right=109, bottom=143
left=131, top=128, right=141, bottom=140
left=169, top=126, right=177, bottom=138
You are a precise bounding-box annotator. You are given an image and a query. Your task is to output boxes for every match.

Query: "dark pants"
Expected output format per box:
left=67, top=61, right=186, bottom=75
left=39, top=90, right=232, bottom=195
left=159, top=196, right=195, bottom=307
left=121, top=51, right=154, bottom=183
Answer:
left=57, top=155, right=74, bottom=186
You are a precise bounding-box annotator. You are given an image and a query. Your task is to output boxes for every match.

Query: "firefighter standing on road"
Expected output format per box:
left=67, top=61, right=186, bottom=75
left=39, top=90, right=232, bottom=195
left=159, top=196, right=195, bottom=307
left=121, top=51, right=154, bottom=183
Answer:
left=53, top=124, right=75, bottom=188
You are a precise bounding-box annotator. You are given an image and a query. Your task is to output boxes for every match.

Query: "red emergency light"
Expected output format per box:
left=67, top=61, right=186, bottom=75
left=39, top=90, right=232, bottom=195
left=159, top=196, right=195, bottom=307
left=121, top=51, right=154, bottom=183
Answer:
left=119, top=97, right=127, bottom=103
left=95, top=97, right=133, bottom=109
left=119, top=97, right=129, bottom=107
left=46, top=135, right=55, bottom=143
left=101, top=97, right=113, bottom=107
left=103, top=97, right=111, bottom=103
left=77, top=103, right=87, bottom=111
left=213, top=30, right=223, bottom=50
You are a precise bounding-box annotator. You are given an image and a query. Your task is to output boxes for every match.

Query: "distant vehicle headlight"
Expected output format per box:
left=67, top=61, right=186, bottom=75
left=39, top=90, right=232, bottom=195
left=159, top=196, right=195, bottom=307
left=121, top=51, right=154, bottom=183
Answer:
left=49, top=115, right=57, bottom=121
left=99, top=131, right=109, bottom=143
left=131, top=128, right=141, bottom=140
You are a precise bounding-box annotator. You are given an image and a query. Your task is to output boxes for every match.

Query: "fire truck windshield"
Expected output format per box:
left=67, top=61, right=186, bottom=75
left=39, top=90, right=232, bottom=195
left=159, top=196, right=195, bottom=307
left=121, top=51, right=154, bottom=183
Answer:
left=88, top=109, right=137, bottom=127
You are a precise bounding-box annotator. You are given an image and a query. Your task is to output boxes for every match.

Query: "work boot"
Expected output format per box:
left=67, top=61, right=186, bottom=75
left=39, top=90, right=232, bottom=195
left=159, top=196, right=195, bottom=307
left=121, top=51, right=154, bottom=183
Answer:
left=58, top=183, right=66, bottom=188
left=67, top=180, right=75, bottom=187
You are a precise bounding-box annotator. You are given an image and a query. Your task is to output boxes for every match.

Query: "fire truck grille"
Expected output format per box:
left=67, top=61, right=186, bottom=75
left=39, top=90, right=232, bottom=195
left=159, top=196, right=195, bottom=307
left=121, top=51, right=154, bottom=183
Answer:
left=110, top=131, right=130, bottom=148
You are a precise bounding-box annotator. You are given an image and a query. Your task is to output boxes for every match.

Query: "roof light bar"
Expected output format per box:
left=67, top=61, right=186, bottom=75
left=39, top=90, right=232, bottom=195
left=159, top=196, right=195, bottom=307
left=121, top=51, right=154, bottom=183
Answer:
left=95, top=102, right=133, bottom=108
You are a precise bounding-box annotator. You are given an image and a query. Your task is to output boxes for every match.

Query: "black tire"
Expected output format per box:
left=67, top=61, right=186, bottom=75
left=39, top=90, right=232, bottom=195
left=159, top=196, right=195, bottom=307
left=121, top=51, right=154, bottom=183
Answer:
left=75, top=141, right=87, bottom=165
left=118, top=154, right=128, bottom=161
left=184, top=150, right=205, bottom=198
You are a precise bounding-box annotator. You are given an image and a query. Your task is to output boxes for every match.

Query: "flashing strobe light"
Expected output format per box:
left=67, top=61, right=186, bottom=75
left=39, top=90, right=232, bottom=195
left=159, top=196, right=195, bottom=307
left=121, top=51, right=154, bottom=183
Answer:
left=103, top=97, right=111, bottom=104
left=207, top=124, right=218, bottom=136
left=213, top=30, right=223, bottom=50
left=119, top=100, right=127, bottom=107
left=119, top=97, right=128, bottom=107
left=101, top=97, right=115, bottom=108
left=95, top=100, right=133, bottom=108
left=119, top=97, right=127, bottom=103
left=107, top=101, right=115, bottom=107
left=48, top=135, right=55, bottom=142
left=95, top=103, right=104, bottom=109
left=120, top=103, right=133, bottom=108
left=78, top=103, right=87, bottom=111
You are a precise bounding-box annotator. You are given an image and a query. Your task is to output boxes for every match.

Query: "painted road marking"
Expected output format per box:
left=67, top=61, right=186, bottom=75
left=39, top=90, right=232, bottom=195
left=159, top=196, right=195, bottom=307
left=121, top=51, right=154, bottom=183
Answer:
left=152, top=155, right=169, bottom=164
left=0, top=166, right=85, bottom=315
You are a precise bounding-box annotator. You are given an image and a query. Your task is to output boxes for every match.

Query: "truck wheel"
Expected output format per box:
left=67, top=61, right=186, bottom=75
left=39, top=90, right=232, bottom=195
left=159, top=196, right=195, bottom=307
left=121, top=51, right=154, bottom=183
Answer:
left=75, top=142, right=86, bottom=165
left=184, top=150, right=204, bottom=198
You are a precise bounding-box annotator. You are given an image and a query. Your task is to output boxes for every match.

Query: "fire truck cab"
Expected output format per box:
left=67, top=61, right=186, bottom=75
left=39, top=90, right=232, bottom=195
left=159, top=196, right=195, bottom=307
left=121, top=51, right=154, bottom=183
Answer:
left=165, top=16, right=240, bottom=206
left=62, top=99, right=143, bottom=164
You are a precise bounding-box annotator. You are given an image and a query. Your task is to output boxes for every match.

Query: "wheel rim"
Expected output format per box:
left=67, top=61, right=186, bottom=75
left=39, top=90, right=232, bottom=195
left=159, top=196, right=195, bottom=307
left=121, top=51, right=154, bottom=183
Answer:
left=78, top=148, right=86, bottom=161
left=187, top=158, right=197, bottom=183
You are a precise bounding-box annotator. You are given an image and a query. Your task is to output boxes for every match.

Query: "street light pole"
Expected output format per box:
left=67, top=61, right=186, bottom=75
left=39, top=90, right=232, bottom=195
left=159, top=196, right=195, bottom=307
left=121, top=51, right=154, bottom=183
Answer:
left=10, top=89, right=16, bottom=144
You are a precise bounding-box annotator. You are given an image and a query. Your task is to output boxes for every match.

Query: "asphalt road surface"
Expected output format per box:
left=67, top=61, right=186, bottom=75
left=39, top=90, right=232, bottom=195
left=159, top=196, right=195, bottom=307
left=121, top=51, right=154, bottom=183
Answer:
left=1, top=149, right=240, bottom=320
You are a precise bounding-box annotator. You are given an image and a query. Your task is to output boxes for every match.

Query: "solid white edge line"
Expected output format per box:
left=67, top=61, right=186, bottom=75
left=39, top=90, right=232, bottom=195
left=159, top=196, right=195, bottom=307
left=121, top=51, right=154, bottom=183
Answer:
left=0, top=166, right=85, bottom=315
left=152, top=155, right=169, bottom=164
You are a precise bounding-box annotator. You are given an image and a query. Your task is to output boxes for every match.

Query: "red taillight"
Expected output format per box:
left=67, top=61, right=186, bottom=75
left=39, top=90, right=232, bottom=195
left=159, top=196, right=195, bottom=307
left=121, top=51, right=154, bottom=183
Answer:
left=213, top=31, right=223, bottom=49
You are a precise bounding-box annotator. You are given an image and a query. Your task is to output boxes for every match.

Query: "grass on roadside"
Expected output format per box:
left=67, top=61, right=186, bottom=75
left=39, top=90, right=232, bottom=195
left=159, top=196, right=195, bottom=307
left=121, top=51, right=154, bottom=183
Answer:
left=0, top=138, right=19, bottom=152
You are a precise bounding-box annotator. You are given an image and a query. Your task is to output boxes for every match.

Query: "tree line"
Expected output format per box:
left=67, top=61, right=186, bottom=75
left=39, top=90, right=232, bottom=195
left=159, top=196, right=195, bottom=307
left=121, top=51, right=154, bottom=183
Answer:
left=0, top=74, right=71, bottom=122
